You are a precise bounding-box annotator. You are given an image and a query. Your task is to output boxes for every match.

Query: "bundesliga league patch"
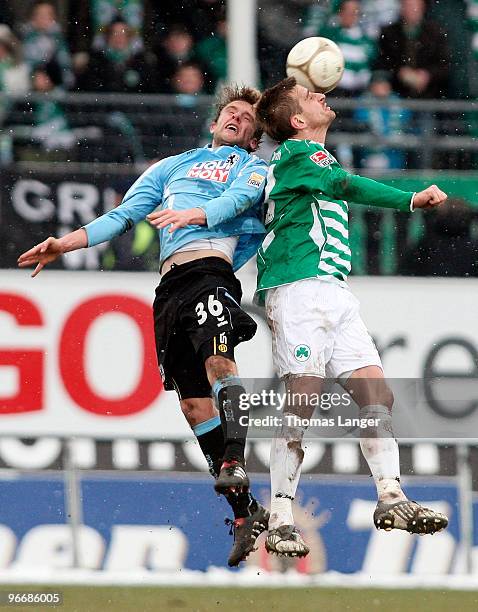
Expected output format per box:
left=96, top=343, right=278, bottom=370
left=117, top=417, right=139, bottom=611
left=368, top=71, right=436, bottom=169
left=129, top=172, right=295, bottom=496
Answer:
left=310, top=150, right=335, bottom=167
left=247, top=172, right=266, bottom=188
left=187, top=161, right=231, bottom=182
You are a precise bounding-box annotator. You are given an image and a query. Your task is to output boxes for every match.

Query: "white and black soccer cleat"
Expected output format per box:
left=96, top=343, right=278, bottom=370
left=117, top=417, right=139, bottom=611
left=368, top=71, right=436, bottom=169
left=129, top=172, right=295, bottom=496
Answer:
left=265, top=525, right=310, bottom=557
left=226, top=503, right=270, bottom=567
left=214, top=459, right=250, bottom=494
left=374, top=500, right=448, bottom=535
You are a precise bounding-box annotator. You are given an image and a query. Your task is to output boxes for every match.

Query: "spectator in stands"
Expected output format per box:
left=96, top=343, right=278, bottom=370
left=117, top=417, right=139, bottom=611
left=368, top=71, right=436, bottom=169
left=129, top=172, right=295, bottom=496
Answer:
left=151, top=0, right=225, bottom=43
left=171, top=62, right=205, bottom=97
left=373, top=0, right=450, bottom=98
left=319, top=0, right=376, bottom=97
left=67, top=1, right=159, bottom=77
left=22, top=1, right=74, bottom=89
left=154, top=25, right=196, bottom=93
left=29, top=60, right=75, bottom=156
left=400, top=198, right=478, bottom=276
left=77, top=18, right=157, bottom=93
left=88, top=0, right=144, bottom=51
left=194, top=17, right=227, bottom=93
left=0, top=25, right=29, bottom=96
left=360, top=0, right=400, bottom=39
left=354, top=79, right=412, bottom=170
left=303, top=0, right=400, bottom=41
left=257, top=0, right=315, bottom=86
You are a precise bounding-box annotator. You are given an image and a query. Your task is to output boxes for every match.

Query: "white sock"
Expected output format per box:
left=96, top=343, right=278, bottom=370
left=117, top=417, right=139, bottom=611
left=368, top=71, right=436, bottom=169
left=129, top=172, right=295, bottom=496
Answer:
left=269, top=430, right=305, bottom=530
left=359, top=404, right=406, bottom=502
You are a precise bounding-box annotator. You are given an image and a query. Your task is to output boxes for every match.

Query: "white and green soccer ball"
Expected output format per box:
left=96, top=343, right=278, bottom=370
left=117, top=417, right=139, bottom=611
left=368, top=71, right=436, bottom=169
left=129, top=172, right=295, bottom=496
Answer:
left=286, top=37, right=345, bottom=93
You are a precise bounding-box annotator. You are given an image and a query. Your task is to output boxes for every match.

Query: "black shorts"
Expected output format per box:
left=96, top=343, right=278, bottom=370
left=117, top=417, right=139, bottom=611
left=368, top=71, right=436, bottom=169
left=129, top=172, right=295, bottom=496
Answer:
left=153, top=257, right=257, bottom=399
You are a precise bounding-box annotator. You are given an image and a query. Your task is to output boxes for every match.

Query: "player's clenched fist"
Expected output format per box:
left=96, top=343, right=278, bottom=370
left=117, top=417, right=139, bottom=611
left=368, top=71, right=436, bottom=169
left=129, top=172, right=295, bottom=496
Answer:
left=412, top=185, right=447, bottom=210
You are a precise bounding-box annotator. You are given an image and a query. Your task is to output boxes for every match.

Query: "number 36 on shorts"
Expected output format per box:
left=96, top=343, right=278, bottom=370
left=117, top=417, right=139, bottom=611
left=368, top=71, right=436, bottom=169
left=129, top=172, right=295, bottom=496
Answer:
left=195, top=293, right=229, bottom=327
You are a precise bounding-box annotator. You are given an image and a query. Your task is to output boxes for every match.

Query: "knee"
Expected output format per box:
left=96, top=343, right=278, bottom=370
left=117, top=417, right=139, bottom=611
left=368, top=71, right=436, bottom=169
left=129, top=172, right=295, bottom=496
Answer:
left=287, top=439, right=305, bottom=464
left=180, top=398, right=199, bottom=425
left=360, top=383, right=394, bottom=411
left=205, top=355, right=236, bottom=382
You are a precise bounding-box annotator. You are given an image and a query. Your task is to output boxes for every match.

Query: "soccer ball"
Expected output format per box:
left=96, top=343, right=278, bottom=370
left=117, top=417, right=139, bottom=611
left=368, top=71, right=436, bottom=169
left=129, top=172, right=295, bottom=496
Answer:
left=286, top=37, right=345, bottom=93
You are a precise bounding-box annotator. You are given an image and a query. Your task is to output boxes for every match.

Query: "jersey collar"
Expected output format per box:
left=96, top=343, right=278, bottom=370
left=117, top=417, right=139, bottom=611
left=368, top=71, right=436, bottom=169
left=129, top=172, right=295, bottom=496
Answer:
left=287, top=138, right=325, bottom=146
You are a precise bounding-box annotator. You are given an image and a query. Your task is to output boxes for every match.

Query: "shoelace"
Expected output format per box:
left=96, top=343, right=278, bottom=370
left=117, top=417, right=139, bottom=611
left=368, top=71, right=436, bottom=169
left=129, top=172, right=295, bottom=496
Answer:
left=225, top=517, right=236, bottom=536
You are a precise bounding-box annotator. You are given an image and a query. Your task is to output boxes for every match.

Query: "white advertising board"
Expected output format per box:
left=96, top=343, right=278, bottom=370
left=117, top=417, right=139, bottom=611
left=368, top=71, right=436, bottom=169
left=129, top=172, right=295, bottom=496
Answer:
left=1, top=266, right=477, bottom=438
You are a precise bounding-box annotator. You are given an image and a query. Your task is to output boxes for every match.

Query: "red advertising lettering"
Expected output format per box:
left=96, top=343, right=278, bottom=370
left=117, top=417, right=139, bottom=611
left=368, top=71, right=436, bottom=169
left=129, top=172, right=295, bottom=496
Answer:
left=59, top=295, right=162, bottom=416
left=0, top=293, right=44, bottom=414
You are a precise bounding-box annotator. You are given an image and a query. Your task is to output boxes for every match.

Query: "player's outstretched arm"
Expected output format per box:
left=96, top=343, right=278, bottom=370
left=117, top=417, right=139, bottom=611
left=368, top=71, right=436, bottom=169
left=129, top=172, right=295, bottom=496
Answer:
left=17, top=228, right=88, bottom=278
left=412, top=185, right=447, bottom=209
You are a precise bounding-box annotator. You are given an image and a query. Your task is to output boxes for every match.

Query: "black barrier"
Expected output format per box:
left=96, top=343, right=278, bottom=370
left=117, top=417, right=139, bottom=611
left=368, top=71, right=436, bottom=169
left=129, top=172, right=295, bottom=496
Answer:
left=0, top=168, right=139, bottom=269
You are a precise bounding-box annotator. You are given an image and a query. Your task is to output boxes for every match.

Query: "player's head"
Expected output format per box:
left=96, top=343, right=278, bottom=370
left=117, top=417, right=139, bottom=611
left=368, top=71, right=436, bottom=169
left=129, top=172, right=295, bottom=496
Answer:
left=210, top=84, right=263, bottom=152
left=256, top=77, right=335, bottom=143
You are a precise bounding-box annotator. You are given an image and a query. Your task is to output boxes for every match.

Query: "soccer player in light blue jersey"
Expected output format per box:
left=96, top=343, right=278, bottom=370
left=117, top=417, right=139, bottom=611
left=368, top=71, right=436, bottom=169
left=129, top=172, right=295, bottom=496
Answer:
left=18, top=85, right=270, bottom=567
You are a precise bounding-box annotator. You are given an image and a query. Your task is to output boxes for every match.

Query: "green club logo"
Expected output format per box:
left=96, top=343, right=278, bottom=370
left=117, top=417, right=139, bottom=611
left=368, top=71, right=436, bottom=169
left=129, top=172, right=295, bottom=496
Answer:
left=294, top=344, right=311, bottom=362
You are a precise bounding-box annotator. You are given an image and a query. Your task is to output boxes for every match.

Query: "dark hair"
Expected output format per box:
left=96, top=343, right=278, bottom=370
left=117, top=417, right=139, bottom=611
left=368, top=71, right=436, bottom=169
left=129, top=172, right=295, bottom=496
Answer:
left=256, top=77, right=301, bottom=143
left=213, top=83, right=263, bottom=142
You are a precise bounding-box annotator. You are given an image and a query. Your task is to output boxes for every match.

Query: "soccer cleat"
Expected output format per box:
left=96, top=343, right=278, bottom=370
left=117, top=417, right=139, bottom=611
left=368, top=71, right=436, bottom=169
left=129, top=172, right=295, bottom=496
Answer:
left=214, top=459, right=250, bottom=494
left=374, top=500, right=448, bottom=535
left=265, top=525, right=310, bottom=557
left=226, top=503, right=270, bottom=567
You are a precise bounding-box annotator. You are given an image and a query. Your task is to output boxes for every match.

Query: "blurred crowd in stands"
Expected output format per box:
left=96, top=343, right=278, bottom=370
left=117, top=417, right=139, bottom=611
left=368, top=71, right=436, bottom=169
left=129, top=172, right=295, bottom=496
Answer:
left=0, top=0, right=477, bottom=276
left=0, top=0, right=476, bottom=166
left=0, top=0, right=475, bottom=98
left=0, top=0, right=227, bottom=96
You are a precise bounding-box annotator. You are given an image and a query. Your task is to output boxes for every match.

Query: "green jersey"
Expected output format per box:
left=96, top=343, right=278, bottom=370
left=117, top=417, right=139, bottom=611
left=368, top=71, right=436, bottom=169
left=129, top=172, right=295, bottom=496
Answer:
left=256, top=139, right=414, bottom=298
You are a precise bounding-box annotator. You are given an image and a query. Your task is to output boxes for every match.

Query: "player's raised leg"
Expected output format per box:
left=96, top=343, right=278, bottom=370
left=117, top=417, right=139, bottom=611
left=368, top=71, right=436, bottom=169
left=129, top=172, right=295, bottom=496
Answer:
left=180, top=396, right=269, bottom=566
left=153, top=287, right=268, bottom=566
left=204, top=351, right=251, bottom=494
left=342, top=366, right=448, bottom=535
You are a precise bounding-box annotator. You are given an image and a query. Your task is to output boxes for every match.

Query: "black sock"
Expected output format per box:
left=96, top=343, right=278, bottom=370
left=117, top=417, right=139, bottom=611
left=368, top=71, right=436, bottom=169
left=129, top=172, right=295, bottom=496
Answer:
left=196, top=423, right=225, bottom=478
left=196, top=423, right=257, bottom=519
left=217, top=384, right=249, bottom=462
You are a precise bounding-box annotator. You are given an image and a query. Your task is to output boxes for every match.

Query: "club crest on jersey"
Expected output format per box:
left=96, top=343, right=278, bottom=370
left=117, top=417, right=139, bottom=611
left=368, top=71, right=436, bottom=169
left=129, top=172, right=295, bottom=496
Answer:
left=310, top=150, right=334, bottom=167
left=247, top=172, right=266, bottom=188
left=226, top=153, right=240, bottom=167
left=187, top=161, right=231, bottom=182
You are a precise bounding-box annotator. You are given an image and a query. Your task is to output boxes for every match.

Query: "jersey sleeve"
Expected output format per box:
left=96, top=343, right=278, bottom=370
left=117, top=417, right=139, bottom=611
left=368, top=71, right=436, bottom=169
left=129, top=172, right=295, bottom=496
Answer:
left=196, top=157, right=268, bottom=228
left=84, top=159, right=167, bottom=246
left=284, top=145, right=414, bottom=212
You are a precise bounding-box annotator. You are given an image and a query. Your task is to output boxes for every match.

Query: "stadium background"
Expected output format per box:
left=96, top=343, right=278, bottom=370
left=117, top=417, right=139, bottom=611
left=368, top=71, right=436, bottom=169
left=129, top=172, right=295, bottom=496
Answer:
left=1, top=0, right=478, bottom=610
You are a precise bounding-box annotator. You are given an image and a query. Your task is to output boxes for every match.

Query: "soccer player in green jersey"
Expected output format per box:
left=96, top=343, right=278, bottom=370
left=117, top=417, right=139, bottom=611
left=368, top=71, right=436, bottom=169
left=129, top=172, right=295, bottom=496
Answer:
left=255, top=77, right=449, bottom=557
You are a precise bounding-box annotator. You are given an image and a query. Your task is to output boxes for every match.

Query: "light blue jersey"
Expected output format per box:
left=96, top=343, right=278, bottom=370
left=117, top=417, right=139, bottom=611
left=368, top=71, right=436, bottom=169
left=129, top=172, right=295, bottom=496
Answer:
left=84, top=144, right=268, bottom=271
